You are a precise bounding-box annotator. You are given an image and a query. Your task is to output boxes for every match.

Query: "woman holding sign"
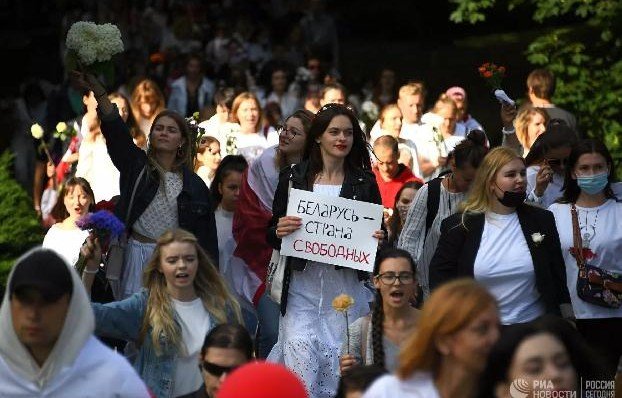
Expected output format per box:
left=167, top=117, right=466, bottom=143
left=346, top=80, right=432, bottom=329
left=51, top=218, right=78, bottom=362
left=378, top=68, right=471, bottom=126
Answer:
left=267, top=104, right=384, bottom=398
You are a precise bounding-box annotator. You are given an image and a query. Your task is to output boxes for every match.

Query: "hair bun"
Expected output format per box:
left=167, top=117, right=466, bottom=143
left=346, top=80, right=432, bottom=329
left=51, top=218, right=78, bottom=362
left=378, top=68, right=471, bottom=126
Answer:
left=466, top=129, right=487, bottom=146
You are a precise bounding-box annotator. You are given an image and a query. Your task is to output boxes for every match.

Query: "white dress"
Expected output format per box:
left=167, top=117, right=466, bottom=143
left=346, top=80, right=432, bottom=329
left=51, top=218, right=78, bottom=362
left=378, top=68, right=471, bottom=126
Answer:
left=267, top=184, right=372, bottom=398
left=42, top=224, right=89, bottom=267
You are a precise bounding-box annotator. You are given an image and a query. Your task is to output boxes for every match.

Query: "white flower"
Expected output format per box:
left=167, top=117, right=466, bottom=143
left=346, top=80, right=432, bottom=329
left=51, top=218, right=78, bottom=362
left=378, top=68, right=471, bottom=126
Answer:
left=361, top=100, right=379, bottom=119
left=31, top=123, right=44, bottom=139
left=56, top=122, right=67, bottom=132
left=66, top=21, right=124, bottom=66
left=531, top=233, right=545, bottom=244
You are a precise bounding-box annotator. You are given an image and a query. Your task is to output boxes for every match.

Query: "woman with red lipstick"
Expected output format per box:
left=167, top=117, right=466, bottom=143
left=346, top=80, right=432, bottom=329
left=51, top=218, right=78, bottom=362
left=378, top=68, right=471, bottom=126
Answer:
left=429, top=147, right=572, bottom=326
left=339, top=248, right=420, bottom=373
left=266, top=104, right=384, bottom=398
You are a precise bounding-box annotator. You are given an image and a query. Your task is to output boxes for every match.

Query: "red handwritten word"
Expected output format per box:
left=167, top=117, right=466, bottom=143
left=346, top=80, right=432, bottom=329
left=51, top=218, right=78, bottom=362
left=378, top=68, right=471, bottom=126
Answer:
left=293, top=239, right=371, bottom=264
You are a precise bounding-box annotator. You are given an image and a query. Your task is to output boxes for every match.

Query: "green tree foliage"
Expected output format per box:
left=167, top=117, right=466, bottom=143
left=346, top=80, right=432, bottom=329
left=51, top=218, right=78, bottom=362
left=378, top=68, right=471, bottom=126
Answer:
left=451, top=0, right=622, bottom=173
left=0, top=151, right=44, bottom=286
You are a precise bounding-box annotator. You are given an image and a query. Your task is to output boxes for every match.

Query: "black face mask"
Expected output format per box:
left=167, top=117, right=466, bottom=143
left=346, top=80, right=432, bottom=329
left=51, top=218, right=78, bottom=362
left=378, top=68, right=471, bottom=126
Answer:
left=495, top=186, right=526, bottom=208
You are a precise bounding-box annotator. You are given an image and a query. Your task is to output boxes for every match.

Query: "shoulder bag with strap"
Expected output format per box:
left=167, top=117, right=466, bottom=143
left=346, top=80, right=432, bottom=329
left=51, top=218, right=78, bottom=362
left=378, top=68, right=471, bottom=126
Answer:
left=105, top=166, right=146, bottom=300
left=571, top=203, right=622, bottom=308
left=266, top=166, right=295, bottom=305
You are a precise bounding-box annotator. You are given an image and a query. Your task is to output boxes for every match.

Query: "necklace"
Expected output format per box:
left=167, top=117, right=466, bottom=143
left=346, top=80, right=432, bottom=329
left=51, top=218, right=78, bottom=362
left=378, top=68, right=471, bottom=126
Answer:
left=579, top=208, right=599, bottom=248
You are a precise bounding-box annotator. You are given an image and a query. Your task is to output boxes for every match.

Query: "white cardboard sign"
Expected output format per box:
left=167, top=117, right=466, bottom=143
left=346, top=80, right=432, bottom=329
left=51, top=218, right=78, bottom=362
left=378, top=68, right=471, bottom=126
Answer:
left=280, top=188, right=383, bottom=272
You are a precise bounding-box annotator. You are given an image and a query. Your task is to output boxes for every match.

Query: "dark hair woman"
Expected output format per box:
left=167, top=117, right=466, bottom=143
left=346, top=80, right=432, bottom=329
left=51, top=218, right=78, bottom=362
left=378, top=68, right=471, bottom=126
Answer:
left=548, top=139, right=622, bottom=378
left=387, top=181, right=423, bottom=247
left=266, top=103, right=384, bottom=397
left=71, top=71, right=219, bottom=300
left=524, top=119, right=578, bottom=208
left=339, top=248, right=419, bottom=373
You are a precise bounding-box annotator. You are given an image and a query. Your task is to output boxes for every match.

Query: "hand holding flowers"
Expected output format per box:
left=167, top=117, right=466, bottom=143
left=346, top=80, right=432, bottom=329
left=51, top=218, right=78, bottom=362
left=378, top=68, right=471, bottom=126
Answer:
left=65, top=21, right=124, bottom=86
left=74, top=210, right=125, bottom=274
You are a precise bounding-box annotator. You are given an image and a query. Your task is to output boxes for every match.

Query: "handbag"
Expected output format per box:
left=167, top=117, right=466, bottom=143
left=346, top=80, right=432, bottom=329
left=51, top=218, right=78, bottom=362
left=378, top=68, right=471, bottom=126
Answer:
left=571, top=204, right=622, bottom=308
left=266, top=167, right=294, bottom=305
left=105, top=166, right=146, bottom=299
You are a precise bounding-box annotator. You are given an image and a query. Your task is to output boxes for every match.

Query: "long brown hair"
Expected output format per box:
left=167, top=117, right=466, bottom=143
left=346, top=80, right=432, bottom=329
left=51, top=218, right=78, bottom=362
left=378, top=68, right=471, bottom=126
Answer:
left=130, top=78, right=165, bottom=124
left=398, top=279, right=497, bottom=378
left=303, top=104, right=372, bottom=187
left=139, top=229, right=241, bottom=355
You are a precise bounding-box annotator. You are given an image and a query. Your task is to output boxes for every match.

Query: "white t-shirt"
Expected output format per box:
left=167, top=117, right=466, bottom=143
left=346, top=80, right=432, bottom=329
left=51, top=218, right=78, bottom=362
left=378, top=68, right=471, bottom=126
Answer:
left=548, top=199, right=622, bottom=319
left=363, top=372, right=440, bottom=398
left=233, top=130, right=278, bottom=164
left=42, top=225, right=90, bottom=266
left=473, top=212, right=545, bottom=325
left=172, top=298, right=212, bottom=397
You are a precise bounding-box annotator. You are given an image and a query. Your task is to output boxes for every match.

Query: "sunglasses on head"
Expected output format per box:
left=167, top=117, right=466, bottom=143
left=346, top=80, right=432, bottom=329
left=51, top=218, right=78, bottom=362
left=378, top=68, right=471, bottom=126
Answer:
left=199, top=361, right=239, bottom=377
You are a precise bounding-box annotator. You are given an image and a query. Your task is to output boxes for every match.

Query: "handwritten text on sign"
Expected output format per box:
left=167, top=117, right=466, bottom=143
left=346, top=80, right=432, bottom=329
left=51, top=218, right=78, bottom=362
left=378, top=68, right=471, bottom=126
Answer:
left=280, top=188, right=383, bottom=272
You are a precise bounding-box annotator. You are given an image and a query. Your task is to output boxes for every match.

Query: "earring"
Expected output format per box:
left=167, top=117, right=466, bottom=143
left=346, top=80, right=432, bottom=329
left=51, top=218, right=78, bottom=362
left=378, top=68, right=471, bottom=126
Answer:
left=315, top=140, right=320, bottom=144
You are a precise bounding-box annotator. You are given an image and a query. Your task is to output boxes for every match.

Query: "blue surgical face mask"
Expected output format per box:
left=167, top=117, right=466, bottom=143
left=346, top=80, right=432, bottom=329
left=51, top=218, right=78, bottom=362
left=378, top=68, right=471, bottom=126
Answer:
left=577, top=172, right=609, bottom=195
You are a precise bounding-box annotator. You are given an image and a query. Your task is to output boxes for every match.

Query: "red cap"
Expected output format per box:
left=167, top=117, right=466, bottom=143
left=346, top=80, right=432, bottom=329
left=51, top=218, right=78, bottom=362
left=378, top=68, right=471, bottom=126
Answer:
left=217, top=361, right=308, bottom=398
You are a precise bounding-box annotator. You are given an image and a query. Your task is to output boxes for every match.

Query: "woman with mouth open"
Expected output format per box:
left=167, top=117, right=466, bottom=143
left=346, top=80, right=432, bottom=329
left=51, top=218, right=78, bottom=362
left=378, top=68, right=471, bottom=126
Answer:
left=80, top=229, right=241, bottom=398
left=266, top=104, right=385, bottom=398
left=339, top=248, right=420, bottom=373
left=429, top=147, right=573, bottom=326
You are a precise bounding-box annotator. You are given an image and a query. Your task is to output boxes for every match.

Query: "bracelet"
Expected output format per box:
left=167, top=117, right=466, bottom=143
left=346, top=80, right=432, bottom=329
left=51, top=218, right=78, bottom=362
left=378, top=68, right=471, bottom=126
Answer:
left=502, top=126, right=516, bottom=135
left=83, top=268, right=99, bottom=274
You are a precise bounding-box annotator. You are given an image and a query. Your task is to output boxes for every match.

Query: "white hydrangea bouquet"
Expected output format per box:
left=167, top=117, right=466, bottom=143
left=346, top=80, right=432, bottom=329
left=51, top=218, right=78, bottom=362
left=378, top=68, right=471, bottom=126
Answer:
left=65, top=21, right=124, bottom=85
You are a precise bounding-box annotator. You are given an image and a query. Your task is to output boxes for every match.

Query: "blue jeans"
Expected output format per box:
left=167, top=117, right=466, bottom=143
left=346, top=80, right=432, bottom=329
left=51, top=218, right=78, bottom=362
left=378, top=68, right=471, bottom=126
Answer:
left=256, top=291, right=280, bottom=358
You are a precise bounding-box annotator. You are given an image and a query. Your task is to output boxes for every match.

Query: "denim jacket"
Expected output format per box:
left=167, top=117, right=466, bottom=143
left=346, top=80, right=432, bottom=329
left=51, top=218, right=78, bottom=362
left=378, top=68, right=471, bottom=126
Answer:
left=98, top=107, right=219, bottom=265
left=92, top=290, right=217, bottom=398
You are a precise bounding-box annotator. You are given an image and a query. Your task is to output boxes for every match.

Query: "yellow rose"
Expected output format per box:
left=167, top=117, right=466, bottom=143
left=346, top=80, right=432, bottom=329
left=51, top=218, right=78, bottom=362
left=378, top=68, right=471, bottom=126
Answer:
left=30, top=123, right=44, bottom=139
left=332, top=294, right=354, bottom=312
left=56, top=122, right=67, bottom=132
left=192, top=111, right=200, bottom=120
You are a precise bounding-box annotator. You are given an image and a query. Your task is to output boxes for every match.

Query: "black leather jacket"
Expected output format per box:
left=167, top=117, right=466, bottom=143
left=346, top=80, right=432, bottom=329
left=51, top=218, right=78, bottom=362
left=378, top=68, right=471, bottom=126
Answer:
left=267, top=160, right=383, bottom=314
left=99, top=107, right=219, bottom=266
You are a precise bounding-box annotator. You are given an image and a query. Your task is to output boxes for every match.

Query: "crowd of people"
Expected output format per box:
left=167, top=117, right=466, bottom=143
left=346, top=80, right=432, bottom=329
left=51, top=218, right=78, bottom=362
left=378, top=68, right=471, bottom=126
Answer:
left=2, top=1, right=622, bottom=398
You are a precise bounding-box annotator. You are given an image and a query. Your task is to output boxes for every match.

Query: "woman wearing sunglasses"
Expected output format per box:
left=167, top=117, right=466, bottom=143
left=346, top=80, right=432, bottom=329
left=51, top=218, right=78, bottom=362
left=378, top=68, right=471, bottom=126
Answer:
left=524, top=120, right=577, bottom=208
left=180, top=324, right=253, bottom=398
left=339, top=248, right=419, bottom=374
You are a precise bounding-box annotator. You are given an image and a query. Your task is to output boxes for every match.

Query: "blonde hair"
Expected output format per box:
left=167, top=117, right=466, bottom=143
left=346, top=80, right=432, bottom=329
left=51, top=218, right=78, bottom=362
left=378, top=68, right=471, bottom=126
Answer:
left=513, top=104, right=549, bottom=150
left=432, top=94, right=458, bottom=117
left=398, top=279, right=497, bottom=378
left=398, top=81, right=426, bottom=98
left=230, top=92, right=263, bottom=132
left=139, top=229, right=241, bottom=355
left=460, top=147, right=524, bottom=216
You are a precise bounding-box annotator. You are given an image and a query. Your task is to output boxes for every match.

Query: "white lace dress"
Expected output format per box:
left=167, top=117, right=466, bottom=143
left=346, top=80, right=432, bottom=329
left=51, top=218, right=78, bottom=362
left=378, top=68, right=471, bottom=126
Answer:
left=267, top=184, right=373, bottom=398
